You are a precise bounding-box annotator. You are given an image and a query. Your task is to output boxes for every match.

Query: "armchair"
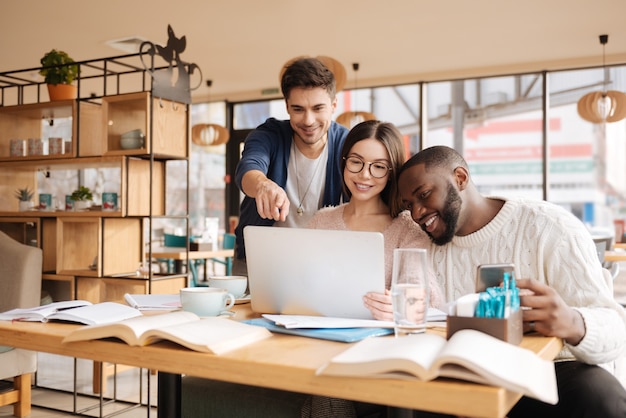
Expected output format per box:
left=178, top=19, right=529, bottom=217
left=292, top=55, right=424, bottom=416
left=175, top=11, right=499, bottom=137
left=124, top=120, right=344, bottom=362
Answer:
left=0, top=231, right=42, bottom=417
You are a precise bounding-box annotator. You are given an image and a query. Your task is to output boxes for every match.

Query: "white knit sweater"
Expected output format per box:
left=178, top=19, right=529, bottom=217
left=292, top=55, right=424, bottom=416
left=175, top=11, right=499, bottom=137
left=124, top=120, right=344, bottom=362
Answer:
left=430, top=196, right=626, bottom=369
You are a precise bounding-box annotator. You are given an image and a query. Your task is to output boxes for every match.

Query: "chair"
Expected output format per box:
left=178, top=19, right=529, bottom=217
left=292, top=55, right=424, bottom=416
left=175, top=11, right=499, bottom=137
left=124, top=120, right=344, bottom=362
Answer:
left=210, top=233, right=235, bottom=276
left=593, top=235, right=620, bottom=280
left=0, top=231, right=42, bottom=417
left=162, top=233, right=203, bottom=285
left=189, top=233, right=236, bottom=287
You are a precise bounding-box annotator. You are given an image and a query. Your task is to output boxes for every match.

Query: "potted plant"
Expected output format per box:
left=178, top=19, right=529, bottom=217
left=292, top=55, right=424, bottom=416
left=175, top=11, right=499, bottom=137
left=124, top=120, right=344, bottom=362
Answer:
left=14, top=187, right=34, bottom=211
left=39, top=49, right=80, bottom=101
left=70, top=186, right=93, bottom=210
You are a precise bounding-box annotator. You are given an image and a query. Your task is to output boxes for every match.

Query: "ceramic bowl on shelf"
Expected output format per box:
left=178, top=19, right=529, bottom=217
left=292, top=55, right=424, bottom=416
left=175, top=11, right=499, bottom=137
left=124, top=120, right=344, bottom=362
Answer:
left=121, top=129, right=144, bottom=140
left=120, top=129, right=145, bottom=149
left=120, top=136, right=145, bottom=149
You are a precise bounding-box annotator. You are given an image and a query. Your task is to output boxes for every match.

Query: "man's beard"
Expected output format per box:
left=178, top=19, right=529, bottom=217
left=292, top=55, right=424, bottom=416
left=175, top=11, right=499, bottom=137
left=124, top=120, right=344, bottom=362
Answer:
left=427, top=182, right=461, bottom=246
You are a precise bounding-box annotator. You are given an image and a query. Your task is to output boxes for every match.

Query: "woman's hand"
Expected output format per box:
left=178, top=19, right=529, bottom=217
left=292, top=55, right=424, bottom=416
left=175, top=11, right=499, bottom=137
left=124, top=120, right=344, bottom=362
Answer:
left=363, top=289, right=394, bottom=321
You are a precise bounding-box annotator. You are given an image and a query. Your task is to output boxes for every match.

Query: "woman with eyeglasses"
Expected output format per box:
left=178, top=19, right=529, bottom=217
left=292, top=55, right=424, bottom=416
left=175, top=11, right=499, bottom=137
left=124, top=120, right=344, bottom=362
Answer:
left=308, top=119, right=444, bottom=315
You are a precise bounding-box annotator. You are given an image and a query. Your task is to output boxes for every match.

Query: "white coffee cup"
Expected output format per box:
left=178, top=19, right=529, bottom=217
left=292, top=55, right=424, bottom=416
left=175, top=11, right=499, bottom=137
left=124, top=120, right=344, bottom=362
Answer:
left=180, top=287, right=235, bottom=317
left=208, top=276, right=247, bottom=298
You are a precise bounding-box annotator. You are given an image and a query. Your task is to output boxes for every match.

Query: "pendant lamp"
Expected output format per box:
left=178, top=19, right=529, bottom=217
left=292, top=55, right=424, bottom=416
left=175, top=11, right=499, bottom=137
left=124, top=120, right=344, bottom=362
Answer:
left=191, top=80, right=230, bottom=146
left=192, top=123, right=230, bottom=146
left=336, top=63, right=377, bottom=129
left=577, top=35, right=626, bottom=123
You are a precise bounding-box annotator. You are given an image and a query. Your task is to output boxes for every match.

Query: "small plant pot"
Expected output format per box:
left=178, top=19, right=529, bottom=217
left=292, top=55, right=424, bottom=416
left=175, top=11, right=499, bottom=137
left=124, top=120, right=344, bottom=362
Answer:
left=18, top=201, right=32, bottom=211
left=73, top=200, right=90, bottom=211
left=47, top=84, right=77, bottom=101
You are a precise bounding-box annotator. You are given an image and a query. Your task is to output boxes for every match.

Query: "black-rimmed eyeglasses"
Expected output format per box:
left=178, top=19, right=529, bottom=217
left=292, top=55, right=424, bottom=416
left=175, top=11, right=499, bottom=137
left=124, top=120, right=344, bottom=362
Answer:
left=343, top=156, right=392, bottom=179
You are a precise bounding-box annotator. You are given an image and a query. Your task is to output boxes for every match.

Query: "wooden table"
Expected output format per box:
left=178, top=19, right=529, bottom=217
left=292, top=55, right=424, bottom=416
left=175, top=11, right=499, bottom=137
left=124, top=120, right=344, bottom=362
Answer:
left=0, top=306, right=562, bottom=418
left=605, top=250, right=626, bottom=262
left=614, top=243, right=626, bottom=250
left=150, top=247, right=234, bottom=261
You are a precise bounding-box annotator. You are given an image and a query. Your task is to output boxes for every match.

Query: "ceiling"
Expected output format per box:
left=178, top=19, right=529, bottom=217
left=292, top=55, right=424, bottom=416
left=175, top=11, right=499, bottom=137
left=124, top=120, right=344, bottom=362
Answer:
left=2, top=0, right=626, bottom=104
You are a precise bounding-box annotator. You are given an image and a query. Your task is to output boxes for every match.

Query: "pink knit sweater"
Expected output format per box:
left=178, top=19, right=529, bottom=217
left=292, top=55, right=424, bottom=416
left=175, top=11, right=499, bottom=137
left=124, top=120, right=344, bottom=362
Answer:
left=308, top=204, right=444, bottom=308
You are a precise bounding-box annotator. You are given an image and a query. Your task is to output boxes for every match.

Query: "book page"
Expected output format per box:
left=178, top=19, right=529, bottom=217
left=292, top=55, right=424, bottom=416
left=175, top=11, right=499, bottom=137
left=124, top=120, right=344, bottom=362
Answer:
left=245, top=317, right=393, bottom=342
left=263, top=314, right=395, bottom=329
left=124, top=293, right=181, bottom=311
left=433, top=329, right=558, bottom=405
left=0, top=300, right=92, bottom=322
left=62, top=310, right=199, bottom=345
left=47, top=302, right=142, bottom=325
left=145, top=317, right=272, bottom=354
left=316, top=333, right=447, bottom=380
left=263, top=308, right=446, bottom=329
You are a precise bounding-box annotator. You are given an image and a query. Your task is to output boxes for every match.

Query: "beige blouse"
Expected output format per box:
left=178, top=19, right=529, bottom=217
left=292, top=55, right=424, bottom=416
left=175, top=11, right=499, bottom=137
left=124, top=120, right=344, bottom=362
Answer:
left=308, top=204, right=444, bottom=308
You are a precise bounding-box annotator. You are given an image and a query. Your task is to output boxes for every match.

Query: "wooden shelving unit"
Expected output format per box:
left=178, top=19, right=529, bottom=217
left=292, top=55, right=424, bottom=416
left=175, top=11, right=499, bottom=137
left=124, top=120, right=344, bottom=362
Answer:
left=0, top=49, right=192, bottom=303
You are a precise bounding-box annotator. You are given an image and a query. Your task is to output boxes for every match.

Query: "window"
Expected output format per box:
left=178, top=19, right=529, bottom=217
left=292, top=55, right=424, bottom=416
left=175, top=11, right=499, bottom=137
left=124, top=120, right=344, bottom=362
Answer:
left=192, top=64, right=626, bottom=237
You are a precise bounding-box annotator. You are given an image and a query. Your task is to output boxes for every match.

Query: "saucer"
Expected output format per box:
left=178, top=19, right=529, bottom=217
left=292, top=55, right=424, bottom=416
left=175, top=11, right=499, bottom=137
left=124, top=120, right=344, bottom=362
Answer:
left=235, top=294, right=251, bottom=305
left=197, top=311, right=235, bottom=319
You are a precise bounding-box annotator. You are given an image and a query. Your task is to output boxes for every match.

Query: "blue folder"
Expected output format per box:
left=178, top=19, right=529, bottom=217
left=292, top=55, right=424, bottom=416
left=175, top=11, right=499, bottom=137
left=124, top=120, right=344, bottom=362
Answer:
left=242, top=318, right=393, bottom=343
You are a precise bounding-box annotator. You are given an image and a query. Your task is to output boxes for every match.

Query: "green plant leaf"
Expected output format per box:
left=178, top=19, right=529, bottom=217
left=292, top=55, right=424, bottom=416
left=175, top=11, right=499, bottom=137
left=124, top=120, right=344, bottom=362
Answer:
left=39, top=49, right=80, bottom=85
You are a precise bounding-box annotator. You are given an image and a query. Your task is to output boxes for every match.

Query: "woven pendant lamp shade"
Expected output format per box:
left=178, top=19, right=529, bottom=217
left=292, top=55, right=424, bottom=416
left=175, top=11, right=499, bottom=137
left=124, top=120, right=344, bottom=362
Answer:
left=192, top=123, right=230, bottom=146
left=577, top=91, right=626, bottom=123
left=336, top=111, right=377, bottom=128
left=336, top=63, right=377, bottom=128
left=193, top=79, right=230, bottom=147
left=576, top=34, right=626, bottom=123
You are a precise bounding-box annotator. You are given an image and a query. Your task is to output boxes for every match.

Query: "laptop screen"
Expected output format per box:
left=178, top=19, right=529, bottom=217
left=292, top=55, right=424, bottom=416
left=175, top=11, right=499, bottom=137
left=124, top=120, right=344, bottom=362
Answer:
left=244, top=226, right=385, bottom=319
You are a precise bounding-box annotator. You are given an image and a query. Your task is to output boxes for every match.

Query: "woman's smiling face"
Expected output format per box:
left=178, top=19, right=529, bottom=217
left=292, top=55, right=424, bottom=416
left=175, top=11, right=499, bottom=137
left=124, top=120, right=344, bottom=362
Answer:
left=343, top=138, right=391, bottom=202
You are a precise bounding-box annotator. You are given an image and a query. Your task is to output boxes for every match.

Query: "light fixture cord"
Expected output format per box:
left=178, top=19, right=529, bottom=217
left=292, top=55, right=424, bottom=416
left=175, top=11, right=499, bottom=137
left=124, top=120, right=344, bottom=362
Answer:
left=352, top=63, right=359, bottom=117
left=600, top=35, right=609, bottom=94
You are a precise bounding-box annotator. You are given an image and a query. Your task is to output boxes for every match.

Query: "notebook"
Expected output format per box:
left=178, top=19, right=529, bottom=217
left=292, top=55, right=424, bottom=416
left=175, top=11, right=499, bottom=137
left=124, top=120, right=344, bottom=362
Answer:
left=243, top=226, right=386, bottom=319
left=242, top=318, right=393, bottom=343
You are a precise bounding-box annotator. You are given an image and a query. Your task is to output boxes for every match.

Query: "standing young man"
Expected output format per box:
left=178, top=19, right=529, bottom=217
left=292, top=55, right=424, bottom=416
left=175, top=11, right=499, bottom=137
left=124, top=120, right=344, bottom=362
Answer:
left=234, top=58, right=348, bottom=274
left=389, top=145, right=626, bottom=417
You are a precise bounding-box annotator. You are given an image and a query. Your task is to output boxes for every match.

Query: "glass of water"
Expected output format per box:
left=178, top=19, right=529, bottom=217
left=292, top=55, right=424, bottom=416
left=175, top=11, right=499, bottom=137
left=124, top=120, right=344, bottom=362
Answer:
left=391, top=248, right=430, bottom=337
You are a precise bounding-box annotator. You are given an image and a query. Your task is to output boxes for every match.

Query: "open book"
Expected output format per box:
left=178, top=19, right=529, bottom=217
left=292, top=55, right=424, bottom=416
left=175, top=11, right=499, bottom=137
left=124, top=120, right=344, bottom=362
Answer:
left=62, top=311, right=272, bottom=354
left=317, top=329, right=558, bottom=405
left=0, top=300, right=142, bottom=325
left=124, top=293, right=181, bottom=311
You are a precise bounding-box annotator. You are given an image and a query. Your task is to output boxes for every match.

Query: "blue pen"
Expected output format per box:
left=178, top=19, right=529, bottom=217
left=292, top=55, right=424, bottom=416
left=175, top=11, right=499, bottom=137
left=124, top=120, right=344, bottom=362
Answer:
left=510, top=272, right=520, bottom=311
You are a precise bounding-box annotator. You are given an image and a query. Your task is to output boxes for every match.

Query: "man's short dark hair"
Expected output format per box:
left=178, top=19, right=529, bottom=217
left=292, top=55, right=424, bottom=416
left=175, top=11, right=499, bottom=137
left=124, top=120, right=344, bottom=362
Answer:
left=280, top=58, right=336, bottom=100
left=399, top=145, right=468, bottom=177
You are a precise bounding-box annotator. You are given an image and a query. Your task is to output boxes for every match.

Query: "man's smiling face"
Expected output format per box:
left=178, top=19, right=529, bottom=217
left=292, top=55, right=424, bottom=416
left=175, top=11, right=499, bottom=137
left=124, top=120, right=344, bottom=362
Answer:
left=398, top=163, right=462, bottom=246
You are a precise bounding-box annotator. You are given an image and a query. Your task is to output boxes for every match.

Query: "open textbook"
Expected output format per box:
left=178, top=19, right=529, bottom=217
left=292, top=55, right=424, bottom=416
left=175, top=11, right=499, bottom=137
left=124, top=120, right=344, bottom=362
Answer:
left=62, top=311, right=272, bottom=354
left=0, top=300, right=142, bottom=325
left=124, top=293, right=181, bottom=311
left=317, top=329, right=558, bottom=405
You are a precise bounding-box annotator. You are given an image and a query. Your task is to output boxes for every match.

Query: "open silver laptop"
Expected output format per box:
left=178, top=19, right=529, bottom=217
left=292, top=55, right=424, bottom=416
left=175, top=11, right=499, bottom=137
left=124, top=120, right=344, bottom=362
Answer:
left=244, top=226, right=385, bottom=319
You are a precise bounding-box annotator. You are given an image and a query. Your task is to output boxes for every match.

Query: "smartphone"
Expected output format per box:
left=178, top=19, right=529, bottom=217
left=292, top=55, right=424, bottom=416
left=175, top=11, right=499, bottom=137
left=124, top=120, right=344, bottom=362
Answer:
left=476, top=263, right=515, bottom=292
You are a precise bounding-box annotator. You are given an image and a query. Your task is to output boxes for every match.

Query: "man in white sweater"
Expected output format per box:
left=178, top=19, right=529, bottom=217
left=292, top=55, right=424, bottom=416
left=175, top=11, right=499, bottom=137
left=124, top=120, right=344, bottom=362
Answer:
left=395, top=145, right=626, bottom=417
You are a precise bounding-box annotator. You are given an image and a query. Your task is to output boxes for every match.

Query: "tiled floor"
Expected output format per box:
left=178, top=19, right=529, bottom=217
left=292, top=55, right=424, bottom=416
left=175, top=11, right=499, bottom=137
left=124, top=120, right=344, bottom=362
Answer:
left=1, top=353, right=157, bottom=417
left=3, top=262, right=626, bottom=417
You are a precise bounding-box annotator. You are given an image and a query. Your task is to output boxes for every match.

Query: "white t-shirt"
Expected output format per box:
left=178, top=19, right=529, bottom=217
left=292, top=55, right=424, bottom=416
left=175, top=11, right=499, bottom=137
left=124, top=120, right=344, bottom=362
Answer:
left=275, top=142, right=328, bottom=228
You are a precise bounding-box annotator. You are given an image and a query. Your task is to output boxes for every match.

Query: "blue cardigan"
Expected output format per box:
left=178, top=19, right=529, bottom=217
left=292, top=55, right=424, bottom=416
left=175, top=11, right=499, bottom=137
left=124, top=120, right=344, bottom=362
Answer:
left=234, top=118, right=348, bottom=259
